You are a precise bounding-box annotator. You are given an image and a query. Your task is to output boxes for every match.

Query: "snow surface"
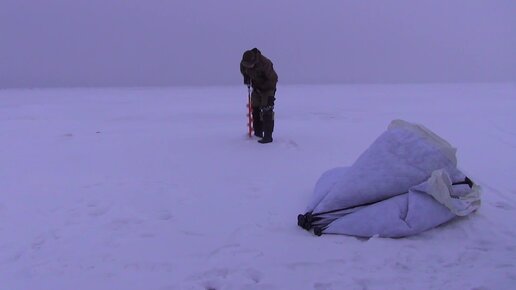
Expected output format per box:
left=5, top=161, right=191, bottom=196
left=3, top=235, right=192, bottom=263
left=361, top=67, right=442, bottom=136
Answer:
left=1, top=83, right=515, bottom=290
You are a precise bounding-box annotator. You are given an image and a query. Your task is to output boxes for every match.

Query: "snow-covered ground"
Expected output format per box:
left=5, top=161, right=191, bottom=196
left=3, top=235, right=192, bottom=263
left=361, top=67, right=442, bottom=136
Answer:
left=1, top=83, right=515, bottom=290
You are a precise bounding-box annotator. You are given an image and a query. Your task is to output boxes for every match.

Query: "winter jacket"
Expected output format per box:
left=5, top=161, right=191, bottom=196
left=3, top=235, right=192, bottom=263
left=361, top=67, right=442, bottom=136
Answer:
left=240, top=48, right=278, bottom=107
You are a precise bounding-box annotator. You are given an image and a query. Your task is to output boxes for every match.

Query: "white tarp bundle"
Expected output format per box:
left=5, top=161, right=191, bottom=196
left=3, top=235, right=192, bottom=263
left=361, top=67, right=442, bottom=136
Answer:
left=298, top=120, right=481, bottom=238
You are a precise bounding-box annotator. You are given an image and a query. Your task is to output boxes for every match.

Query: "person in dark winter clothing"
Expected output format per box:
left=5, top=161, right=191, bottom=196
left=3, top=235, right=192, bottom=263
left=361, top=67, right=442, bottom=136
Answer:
left=240, top=48, right=278, bottom=144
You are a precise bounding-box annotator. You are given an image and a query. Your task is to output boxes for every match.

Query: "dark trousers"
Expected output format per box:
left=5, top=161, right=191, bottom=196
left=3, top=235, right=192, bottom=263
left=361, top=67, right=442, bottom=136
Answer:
left=252, top=107, right=263, bottom=136
left=252, top=95, right=275, bottom=138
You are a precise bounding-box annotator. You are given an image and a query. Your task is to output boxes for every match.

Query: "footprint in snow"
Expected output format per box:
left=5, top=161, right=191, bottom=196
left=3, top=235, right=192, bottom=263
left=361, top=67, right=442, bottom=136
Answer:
left=493, top=201, right=514, bottom=211
left=276, top=139, right=299, bottom=149
left=86, top=201, right=112, bottom=217
left=185, top=267, right=265, bottom=290
left=31, top=235, right=46, bottom=250
left=156, top=209, right=174, bottom=221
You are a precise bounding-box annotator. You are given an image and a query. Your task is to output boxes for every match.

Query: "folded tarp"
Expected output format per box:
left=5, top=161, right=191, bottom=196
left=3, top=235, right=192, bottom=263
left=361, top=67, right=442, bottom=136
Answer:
left=298, top=120, right=481, bottom=238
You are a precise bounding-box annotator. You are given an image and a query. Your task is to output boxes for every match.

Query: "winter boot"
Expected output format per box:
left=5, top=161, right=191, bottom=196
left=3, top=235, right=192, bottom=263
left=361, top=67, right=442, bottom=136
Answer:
left=258, top=132, right=273, bottom=144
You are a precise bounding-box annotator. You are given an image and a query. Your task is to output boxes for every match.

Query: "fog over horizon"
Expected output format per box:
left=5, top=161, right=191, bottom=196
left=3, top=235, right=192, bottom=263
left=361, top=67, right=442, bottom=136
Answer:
left=0, top=0, right=515, bottom=88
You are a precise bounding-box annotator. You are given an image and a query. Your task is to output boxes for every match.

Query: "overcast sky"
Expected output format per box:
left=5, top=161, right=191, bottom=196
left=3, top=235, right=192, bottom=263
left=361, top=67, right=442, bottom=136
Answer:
left=0, top=0, right=514, bottom=88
